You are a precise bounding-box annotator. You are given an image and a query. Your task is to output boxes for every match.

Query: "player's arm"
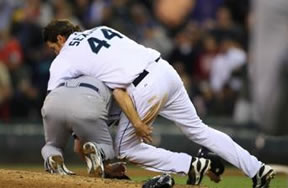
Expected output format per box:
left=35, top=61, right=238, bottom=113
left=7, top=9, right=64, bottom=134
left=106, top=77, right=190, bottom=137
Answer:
left=113, top=88, right=153, bottom=143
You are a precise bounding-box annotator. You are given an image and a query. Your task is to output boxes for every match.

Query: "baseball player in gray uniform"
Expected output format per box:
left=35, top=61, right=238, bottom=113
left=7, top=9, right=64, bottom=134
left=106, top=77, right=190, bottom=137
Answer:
left=41, top=75, right=120, bottom=177
left=250, top=0, right=288, bottom=136
left=43, top=19, right=275, bottom=187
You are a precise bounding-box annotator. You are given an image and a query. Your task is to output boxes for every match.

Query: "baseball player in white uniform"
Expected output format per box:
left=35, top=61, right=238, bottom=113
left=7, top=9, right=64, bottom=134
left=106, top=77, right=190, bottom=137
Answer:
left=41, top=75, right=127, bottom=178
left=43, top=19, right=275, bottom=187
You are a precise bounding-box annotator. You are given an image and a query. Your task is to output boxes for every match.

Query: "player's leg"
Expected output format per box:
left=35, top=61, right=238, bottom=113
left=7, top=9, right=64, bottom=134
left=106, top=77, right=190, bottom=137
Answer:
left=159, top=84, right=262, bottom=178
left=41, top=95, right=73, bottom=174
left=250, top=0, right=288, bottom=136
left=115, top=60, right=212, bottom=184
left=41, top=97, right=71, bottom=162
left=115, top=113, right=192, bottom=174
left=115, top=60, right=194, bottom=174
left=68, top=89, right=115, bottom=177
left=115, top=96, right=211, bottom=185
left=69, top=89, right=115, bottom=160
left=72, top=118, right=114, bottom=177
left=71, top=118, right=115, bottom=161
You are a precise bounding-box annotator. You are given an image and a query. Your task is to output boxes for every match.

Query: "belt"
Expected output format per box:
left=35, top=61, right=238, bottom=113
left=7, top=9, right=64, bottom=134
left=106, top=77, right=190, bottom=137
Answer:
left=58, top=82, right=99, bottom=92
left=132, top=57, right=160, bottom=87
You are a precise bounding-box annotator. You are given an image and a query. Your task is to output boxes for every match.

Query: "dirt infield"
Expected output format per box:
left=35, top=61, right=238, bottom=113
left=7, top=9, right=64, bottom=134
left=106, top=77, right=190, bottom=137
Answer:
left=0, top=168, right=205, bottom=188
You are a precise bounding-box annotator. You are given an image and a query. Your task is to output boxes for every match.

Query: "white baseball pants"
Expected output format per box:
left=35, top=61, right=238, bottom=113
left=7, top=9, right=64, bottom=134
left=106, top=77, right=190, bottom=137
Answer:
left=115, top=59, right=262, bottom=177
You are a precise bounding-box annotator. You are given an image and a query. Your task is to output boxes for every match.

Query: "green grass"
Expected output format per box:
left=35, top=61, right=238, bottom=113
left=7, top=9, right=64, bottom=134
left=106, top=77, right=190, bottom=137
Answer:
left=132, top=174, right=288, bottom=188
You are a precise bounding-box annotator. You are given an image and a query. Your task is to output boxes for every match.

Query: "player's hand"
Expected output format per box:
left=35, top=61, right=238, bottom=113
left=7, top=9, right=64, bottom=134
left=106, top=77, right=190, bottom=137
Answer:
left=104, top=162, right=128, bottom=178
left=134, top=122, right=153, bottom=143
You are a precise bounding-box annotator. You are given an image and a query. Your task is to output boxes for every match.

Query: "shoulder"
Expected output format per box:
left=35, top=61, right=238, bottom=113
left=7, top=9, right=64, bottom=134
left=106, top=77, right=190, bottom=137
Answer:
left=49, top=52, right=75, bottom=75
left=49, top=54, right=63, bottom=70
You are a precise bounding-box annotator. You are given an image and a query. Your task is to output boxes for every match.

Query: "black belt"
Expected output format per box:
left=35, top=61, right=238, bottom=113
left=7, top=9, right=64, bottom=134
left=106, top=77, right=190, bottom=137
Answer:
left=58, top=82, right=99, bottom=92
left=132, top=57, right=160, bottom=87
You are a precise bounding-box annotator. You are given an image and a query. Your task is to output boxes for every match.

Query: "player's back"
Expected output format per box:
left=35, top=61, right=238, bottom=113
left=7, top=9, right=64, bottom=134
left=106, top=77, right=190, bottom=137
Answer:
left=49, top=26, right=160, bottom=90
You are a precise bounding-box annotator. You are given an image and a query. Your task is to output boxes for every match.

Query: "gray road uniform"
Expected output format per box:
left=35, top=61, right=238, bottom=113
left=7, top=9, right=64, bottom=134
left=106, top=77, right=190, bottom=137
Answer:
left=41, top=76, right=119, bottom=165
left=250, top=0, right=288, bottom=135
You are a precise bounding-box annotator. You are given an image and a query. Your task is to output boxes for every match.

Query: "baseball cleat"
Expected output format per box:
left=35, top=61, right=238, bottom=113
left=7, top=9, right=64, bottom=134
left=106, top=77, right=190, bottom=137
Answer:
left=187, top=157, right=211, bottom=185
left=197, top=147, right=225, bottom=183
left=83, top=142, right=104, bottom=178
left=142, top=173, right=175, bottom=188
left=46, top=155, right=75, bottom=175
left=252, top=164, right=276, bottom=188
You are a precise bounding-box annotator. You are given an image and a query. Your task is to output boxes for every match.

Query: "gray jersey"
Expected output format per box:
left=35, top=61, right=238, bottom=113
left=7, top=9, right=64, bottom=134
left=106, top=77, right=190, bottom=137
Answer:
left=41, top=76, right=117, bottom=163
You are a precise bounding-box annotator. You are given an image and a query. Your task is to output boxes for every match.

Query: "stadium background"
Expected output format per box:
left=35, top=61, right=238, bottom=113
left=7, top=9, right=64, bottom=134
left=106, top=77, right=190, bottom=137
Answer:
left=0, top=0, right=287, bottom=170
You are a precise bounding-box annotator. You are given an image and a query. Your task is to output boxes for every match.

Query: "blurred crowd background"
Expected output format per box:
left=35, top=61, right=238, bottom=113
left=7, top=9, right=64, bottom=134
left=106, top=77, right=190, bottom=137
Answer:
left=0, top=0, right=252, bottom=123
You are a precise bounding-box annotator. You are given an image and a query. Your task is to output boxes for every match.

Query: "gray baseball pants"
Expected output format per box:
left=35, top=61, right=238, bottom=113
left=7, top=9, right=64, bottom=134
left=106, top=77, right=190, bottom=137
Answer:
left=250, top=0, right=288, bottom=135
left=41, top=76, right=115, bottom=164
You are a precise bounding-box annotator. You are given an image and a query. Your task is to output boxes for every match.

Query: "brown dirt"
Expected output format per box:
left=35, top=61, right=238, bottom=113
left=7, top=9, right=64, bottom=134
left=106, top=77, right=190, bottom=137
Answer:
left=0, top=168, right=206, bottom=188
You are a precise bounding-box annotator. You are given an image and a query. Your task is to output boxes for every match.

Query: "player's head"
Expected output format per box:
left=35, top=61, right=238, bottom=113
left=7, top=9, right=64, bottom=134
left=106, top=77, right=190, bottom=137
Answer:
left=43, top=19, right=81, bottom=54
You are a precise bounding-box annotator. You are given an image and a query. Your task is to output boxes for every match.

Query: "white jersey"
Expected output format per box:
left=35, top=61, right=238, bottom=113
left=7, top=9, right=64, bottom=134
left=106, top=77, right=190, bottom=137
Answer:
left=48, top=26, right=160, bottom=90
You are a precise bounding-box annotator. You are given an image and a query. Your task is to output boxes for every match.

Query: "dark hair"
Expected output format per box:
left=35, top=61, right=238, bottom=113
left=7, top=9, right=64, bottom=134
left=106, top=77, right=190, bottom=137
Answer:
left=43, top=19, right=81, bottom=42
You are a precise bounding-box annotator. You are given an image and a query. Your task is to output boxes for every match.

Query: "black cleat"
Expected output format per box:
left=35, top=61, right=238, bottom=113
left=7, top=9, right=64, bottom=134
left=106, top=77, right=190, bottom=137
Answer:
left=187, top=157, right=211, bottom=185
left=252, top=164, right=275, bottom=188
left=143, top=173, right=175, bottom=188
left=197, top=147, right=225, bottom=183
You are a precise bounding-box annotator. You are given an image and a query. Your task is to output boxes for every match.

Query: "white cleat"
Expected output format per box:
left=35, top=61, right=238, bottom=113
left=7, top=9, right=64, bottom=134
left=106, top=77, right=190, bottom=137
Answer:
left=83, top=142, right=104, bottom=178
left=46, top=155, right=75, bottom=175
